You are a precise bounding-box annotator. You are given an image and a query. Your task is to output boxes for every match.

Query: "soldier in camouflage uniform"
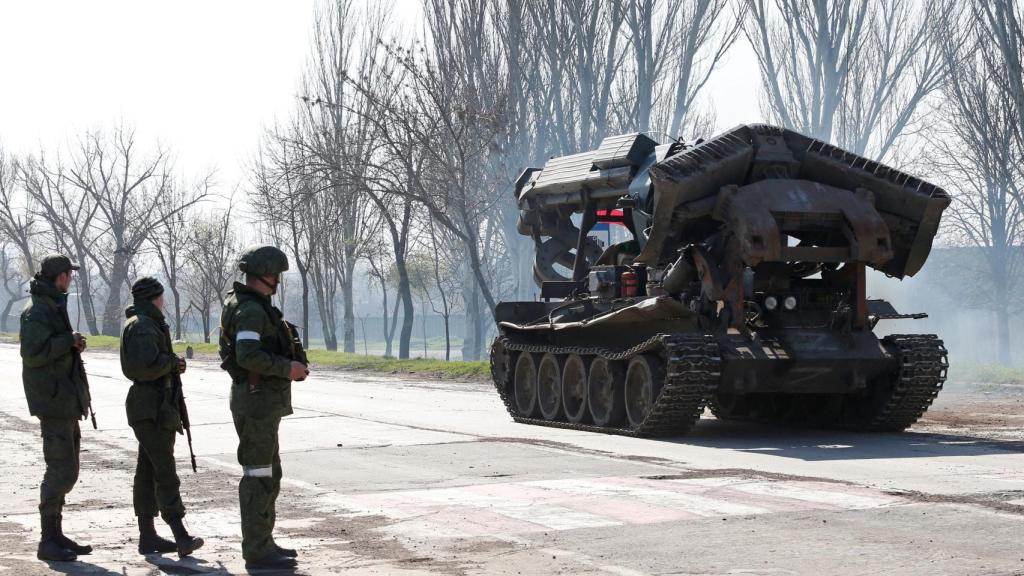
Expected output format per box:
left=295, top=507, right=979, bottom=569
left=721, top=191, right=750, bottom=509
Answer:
left=120, top=277, right=204, bottom=558
left=218, top=245, right=309, bottom=571
left=20, top=255, right=92, bottom=562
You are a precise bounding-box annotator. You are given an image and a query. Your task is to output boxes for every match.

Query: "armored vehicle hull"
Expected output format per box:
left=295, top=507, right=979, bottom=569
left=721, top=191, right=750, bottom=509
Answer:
left=491, top=124, right=949, bottom=437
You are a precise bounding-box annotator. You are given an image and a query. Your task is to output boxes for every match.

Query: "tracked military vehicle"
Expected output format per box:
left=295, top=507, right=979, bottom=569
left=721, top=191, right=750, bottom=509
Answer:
left=490, top=124, right=949, bottom=437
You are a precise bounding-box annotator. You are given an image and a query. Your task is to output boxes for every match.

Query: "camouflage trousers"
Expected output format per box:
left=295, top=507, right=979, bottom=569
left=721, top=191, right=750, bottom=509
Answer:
left=131, top=419, right=186, bottom=519
left=232, top=414, right=282, bottom=561
left=39, top=418, right=80, bottom=517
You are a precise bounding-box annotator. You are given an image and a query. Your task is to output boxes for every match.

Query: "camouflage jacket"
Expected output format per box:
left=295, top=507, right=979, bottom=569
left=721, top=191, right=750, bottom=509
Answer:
left=219, top=282, right=294, bottom=419
left=20, top=277, right=89, bottom=419
left=120, top=300, right=181, bottom=429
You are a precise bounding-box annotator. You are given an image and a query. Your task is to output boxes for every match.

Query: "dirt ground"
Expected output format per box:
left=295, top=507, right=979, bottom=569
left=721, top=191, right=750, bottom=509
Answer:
left=0, top=409, right=464, bottom=576
left=916, top=381, right=1024, bottom=441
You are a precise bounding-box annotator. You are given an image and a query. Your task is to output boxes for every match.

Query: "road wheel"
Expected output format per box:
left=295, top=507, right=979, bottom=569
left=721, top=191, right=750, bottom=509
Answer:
left=588, top=357, right=626, bottom=427
left=489, top=338, right=511, bottom=393
left=625, top=354, right=665, bottom=429
left=561, top=354, right=590, bottom=424
left=514, top=352, right=539, bottom=417
left=537, top=353, right=564, bottom=421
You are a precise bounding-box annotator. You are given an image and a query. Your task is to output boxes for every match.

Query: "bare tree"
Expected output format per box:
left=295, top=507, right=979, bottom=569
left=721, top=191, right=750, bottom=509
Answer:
left=413, top=216, right=463, bottom=361
left=252, top=129, right=314, bottom=347
left=66, top=127, right=207, bottom=335
left=296, top=0, right=381, bottom=353
left=0, top=245, right=27, bottom=331
left=149, top=177, right=211, bottom=339
left=365, top=243, right=401, bottom=357
left=976, top=1, right=1024, bottom=153
left=0, top=146, right=36, bottom=277
left=20, top=153, right=103, bottom=334
left=183, top=208, right=238, bottom=342
left=0, top=152, right=33, bottom=330
left=926, top=4, right=1024, bottom=364
left=744, top=0, right=949, bottom=160
left=616, top=0, right=740, bottom=137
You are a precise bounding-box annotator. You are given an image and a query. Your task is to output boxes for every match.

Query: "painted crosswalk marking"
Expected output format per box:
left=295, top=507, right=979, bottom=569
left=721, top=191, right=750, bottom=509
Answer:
left=337, top=475, right=905, bottom=539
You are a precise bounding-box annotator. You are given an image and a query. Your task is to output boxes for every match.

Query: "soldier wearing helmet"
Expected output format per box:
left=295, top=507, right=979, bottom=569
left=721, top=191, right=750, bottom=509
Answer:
left=218, top=245, right=309, bottom=571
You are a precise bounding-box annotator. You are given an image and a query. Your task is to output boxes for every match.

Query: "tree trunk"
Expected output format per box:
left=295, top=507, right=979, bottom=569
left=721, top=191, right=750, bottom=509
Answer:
left=201, top=305, right=212, bottom=344
left=0, top=296, right=23, bottom=333
left=100, top=254, right=129, bottom=336
left=459, top=209, right=498, bottom=319
left=421, top=301, right=428, bottom=358
left=170, top=284, right=183, bottom=340
left=442, top=313, right=450, bottom=361
left=387, top=295, right=400, bottom=357
left=327, top=295, right=339, bottom=351
left=299, top=265, right=310, bottom=348
left=380, top=280, right=393, bottom=357
left=462, top=282, right=480, bottom=361
left=471, top=294, right=485, bottom=361
left=395, top=254, right=414, bottom=360
left=360, top=316, right=368, bottom=355
left=342, top=258, right=356, bottom=353
left=312, top=273, right=338, bottom=351
left=323, top=302, right=338, bottom=351
left=74, top=248, right=100, bottom=335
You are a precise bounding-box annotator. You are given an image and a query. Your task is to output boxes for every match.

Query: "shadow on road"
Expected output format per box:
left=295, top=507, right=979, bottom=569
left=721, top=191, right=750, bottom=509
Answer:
left=667, top=418, right=1024, bottom=461
left=145, top=554, right=218, bottom=574
left=43, top=560, right=121, bottom=575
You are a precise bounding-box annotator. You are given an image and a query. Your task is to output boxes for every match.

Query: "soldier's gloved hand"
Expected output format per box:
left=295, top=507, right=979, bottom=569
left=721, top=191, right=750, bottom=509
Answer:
left=177, top=356, right=187, bottom=374
left=72, top=332, right=87, bottom=352
left=288, top=361, right=309, bottom=382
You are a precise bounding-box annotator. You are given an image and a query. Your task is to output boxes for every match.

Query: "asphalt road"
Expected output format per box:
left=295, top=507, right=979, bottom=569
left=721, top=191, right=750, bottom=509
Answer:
left=1, top=343, right=1023, bottom=575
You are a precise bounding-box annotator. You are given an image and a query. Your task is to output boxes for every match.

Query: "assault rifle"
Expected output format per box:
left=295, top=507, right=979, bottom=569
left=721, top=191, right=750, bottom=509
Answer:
left=281, top=320, right=309, bottom=380
left=173, top=370, right=197, bottom=473
left=72, top=344, right=96, bottom=430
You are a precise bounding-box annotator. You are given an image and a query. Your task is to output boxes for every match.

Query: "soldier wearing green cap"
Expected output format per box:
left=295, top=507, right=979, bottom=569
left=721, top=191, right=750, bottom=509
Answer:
left=120, top=276, right=204, bottom=558
left=218, top=245, right=309, bottom=571
left=20, top=254, right=92, bottom=562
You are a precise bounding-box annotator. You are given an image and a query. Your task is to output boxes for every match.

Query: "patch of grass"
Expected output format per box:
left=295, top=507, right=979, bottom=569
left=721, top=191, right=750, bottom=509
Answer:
left=305, top=349, right=489, bottom=379
left=952, top=362, right=1024, bottom=385
left=77, top=335, right=120, bottom=351
left=0, top=332, right=488, bottom=380
left=173, top=341, right=220, bottom=355
left=19, top=334, right=221, bottom=356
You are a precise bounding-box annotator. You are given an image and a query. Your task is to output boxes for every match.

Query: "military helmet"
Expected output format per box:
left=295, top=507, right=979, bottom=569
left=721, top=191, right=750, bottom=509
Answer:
left=238, top=245, right=289, bottom=276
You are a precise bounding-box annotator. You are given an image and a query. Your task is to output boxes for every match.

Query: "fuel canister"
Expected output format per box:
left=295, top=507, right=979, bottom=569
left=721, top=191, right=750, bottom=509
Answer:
left=621, top=270, right=638, bottom=297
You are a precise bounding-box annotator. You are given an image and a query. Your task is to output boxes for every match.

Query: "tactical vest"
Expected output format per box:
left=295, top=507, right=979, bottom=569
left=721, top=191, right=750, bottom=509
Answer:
left=219, top=284, right=307, bottom=386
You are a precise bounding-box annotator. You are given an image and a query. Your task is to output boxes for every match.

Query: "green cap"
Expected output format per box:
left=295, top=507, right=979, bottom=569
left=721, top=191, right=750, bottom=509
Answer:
left=39, top=254, right=80, bottom=277
left=238, top=245, right=289, bottom=276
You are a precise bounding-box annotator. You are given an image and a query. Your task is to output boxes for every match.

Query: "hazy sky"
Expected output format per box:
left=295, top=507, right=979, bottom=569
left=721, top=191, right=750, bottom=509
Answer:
left=0, top=1, right=764, bottom=187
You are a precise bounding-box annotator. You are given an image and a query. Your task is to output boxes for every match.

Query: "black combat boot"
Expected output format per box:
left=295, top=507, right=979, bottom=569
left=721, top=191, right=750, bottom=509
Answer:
left=137, top=516, right=176, bottom=555
left=274, top=542, right=298, bottom=558
left=166, top=516, right=204, bottom=558
left=54, top=514, right=92, bottom=555
left=245, top=549, right=298, bottom=570
left=37, top=515, right=76, bottom=562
